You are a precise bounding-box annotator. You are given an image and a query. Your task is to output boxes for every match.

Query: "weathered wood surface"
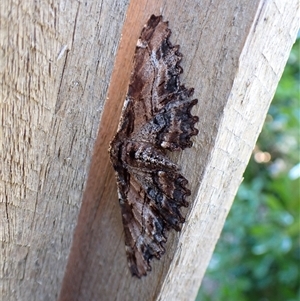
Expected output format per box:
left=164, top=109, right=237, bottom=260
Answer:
left=1, top=0, right=299, bottom=301
left=0, top=0, right=129, bottom=300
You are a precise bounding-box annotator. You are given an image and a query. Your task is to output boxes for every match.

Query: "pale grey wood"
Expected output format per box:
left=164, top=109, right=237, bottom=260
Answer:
left=158, top=1, right=300, bottom=299
left=0, top=0, right=129, bottom=300
left=59, top=0, right=299, bottom=301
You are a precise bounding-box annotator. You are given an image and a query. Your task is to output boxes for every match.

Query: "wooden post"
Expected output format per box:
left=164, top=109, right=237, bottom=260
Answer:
left=1, top=0, right=298, bottom=300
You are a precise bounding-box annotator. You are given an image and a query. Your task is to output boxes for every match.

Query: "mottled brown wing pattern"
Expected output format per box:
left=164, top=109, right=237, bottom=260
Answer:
left=135, top=88, right=198, bottom=151
left=109, top=15, right=198, bottom=278
left=120, top=176, right=167, bottom=277
left=128, top=15, right=197, bottom=140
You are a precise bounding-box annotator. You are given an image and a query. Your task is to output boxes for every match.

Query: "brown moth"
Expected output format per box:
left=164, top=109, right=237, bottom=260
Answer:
left=109, top=15, right=198, bottom=278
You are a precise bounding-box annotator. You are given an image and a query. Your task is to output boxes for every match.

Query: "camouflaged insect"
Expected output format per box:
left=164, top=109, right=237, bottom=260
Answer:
left=109, top=15, right=198, bottom=278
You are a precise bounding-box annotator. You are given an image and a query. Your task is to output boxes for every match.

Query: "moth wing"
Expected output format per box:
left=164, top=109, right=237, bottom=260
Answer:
left=133, top=88, right=198, bottom=150
left=129, top=15, right=194, bottom=137
left=109, top=15, right=199, bottom=278
left=119, top=175, right=166, bottom=278
left=118, top=151, right=190, bottom=277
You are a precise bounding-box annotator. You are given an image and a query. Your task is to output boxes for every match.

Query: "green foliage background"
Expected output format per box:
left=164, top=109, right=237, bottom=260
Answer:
left=196, top=37, right=299, bottom=301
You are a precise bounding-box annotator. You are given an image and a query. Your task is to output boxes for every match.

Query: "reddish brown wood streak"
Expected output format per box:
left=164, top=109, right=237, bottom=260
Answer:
left=109, top=15, right=198, bottom=278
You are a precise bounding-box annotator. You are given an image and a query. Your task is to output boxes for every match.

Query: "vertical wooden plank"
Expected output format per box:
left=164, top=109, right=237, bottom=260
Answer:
left=1, top=0, right=129, bottom=300
left=158, top=1, right=300, bottom=299
left=59, top=0, right=298, bottom=300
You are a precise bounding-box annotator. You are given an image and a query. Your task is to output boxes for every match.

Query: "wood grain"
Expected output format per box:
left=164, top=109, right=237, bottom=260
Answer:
left=0, top=0, right=129, bottom=300
left=1, top=0, right=299, bottom=300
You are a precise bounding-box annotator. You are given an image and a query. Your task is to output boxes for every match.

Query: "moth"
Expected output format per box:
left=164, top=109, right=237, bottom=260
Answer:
left=109, top=15, right=198, bottom=278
